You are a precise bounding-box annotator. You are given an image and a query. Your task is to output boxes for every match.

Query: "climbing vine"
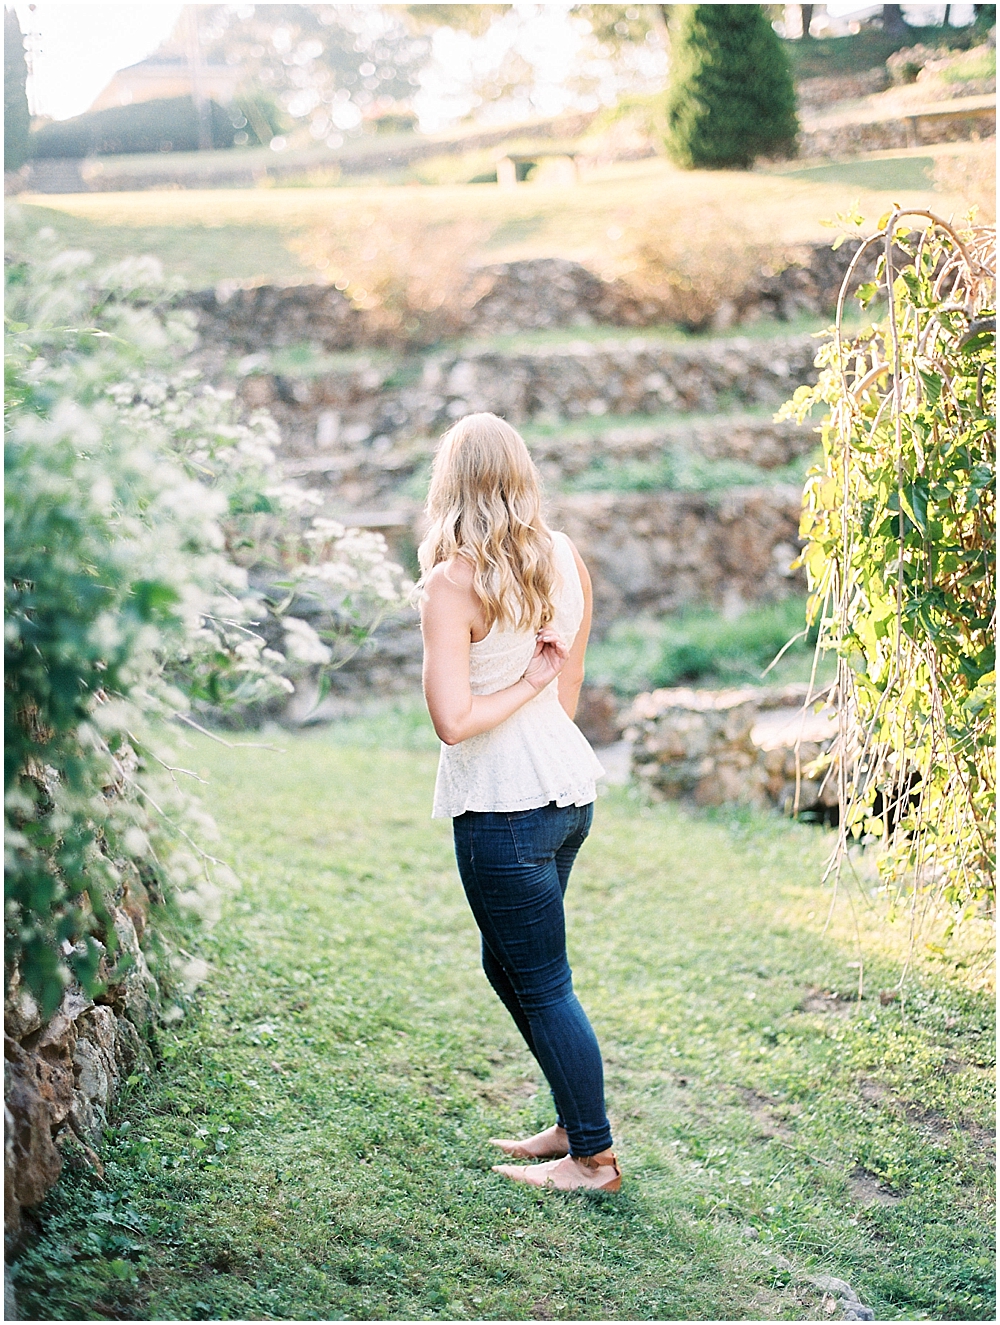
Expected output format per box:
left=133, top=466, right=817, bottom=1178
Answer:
left=781, top=213, right=995, bottom=927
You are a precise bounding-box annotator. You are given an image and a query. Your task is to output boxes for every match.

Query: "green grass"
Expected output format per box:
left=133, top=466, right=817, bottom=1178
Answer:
left=12, top=713, right=994, bottom=1321
left=6, top=151, right=970, bottom=291
left=939, top=48, right=997, bottom=83
left=784, top=25, right=977, bottom=81
left=586, top=600, right=829, bottom=695
left=776, top=157, right=936, bottom=192
left=4, top=202, right=317, bottom=287
left=562, top=450, right=816, bottom=497
left=449, top=311, right=841, bottom=357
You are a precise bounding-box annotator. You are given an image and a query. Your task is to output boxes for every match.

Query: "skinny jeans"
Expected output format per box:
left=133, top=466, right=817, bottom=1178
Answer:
left=452, top=800, right=613, bottom=1157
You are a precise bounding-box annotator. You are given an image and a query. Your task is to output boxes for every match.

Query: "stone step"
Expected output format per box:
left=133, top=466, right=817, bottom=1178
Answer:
left=241, top=330, right=819, bottom=462
left=279, top=407, right=816, bottom=511
left=524, top=410, right=817, bottom=481
left=426, top=331, right=818, bottom=422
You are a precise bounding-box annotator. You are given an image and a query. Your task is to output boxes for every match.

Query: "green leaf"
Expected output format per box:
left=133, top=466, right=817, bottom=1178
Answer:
left=900, top=480, right=929, bottom=535
left=919, top=371, right=942, bottom=404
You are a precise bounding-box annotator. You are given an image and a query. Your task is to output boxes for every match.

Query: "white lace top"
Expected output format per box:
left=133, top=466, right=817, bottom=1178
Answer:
left=431, top=530, right=605, bottom=819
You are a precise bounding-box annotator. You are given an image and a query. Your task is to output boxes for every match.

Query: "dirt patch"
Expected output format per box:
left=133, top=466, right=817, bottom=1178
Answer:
left=471, top=1077, right=539, bottom=1107
left=960, top=1122, right=996, bottom=1158
left=858, top=1079, right=890, bottom=1105
left=857, top=1077, right=996, bottom=1158
left=798, top=986, right=858, bottom=1016
left=847, top=1166, right=902, bottom=1207
left=737, top=1087, right=796, bottom=1140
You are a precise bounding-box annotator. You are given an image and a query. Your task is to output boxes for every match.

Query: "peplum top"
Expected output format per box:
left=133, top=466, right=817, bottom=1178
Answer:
left=431, top=530, right=605, bottom=818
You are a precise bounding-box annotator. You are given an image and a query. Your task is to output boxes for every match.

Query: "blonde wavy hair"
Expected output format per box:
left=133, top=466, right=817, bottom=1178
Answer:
left=418, top=413, right=556, bottom=632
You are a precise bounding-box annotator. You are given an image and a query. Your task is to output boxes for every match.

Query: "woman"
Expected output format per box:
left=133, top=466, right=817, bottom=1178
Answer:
left=418, top=412, right=620, bottom=1194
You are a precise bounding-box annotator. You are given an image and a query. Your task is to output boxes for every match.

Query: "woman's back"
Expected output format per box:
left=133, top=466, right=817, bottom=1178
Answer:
left=432, top=531, right=604, bottom=818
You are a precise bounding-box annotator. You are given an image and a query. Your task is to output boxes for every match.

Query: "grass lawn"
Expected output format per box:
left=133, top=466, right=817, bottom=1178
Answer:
left=13, top=709, right=994, bottom=1322
left=7, top=152, right=977, bottom=290
left=784, top=24, right=977, bottom=80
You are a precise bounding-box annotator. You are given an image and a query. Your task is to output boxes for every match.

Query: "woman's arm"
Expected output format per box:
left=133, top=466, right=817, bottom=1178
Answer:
left=420, top=559, right=568, bottom=746
left=557, top=539, right=593, bottom=722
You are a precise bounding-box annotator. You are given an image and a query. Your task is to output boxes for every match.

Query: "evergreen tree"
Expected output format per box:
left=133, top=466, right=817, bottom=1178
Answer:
left=4, top=7, right=31, bottom=173
left=665, top=4, right=798, bottom=170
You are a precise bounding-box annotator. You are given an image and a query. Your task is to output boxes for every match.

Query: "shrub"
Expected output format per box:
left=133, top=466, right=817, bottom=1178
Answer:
left=292, top=215, right=492, bottom=346
left=781, top=213, right=995, bottom=920
left=4, top=230, right=409, bottom=1013
left=28, top=95, right=282, bottom=159
left=586, top=599, right=816, bottom=696
left=4, top=8, right=31, bottom=173
left=615, top=203, right=786, bottom=331
left=665, top=4, right=798, bottom=170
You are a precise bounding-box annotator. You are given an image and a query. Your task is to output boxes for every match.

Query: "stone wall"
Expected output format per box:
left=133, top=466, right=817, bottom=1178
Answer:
left=189, top=240, right=876, bottom=357
left=5, top=873, right=157, bottom=1242
left=796, top=68, right=890, bottom=111
left=238, top=331, right=820, bottom=468
left=799, top=98, right=995, bottom=158
left=277, top=411, right=816, bottom=514
left=625, top=684, right=837, bottom=814
left=13, top=113, right=601, bottom=195
left=549, top=486, right=806, bottom=623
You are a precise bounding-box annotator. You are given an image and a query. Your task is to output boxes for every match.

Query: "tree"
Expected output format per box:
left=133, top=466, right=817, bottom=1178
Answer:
left=881, top=5, right=912, bottom=38
left=781, top=214, right=995, bottom=923
left=664, top=4, right=798, bottom=170
left=401, top=4, right=671, bottom=124
left=4, top=6, right=30, bottom=173
left=195, top=4, right=430, bottom=145
left=404, top=5, right=512, bottom=38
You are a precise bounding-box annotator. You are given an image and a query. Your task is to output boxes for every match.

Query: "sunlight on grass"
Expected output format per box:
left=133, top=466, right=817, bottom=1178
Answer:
left=8, top=153, right=974, bottom=290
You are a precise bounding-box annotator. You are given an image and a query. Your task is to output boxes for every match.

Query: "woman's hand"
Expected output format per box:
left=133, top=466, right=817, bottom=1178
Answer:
left=522, top=629, right=569, bottom=692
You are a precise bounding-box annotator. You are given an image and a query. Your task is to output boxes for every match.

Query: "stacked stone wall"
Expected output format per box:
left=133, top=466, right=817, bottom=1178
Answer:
left=549, top=486, right=806, bottom=624
left=189, top=240, right=877, bottom=357
left=625, top=684, right=837, bottom=813
left=5, top=882, right=157, bottom=1242
left=236, top=331, right=819, bottom=467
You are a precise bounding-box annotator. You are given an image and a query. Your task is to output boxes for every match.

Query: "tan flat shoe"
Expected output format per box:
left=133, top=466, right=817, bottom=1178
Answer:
left=489, top=1124, right=570, bottom=1160
left=491, top=1151, right=621, bottom=1193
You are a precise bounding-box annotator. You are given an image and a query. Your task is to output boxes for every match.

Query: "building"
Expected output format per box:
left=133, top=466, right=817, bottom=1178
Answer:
left=88, top=55, right=242, bottom=112
left=88, top=7, right=241, bottom=113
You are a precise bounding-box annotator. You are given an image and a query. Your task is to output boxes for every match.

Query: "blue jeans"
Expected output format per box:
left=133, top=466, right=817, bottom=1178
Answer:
left=452, top=800, right=613, bottom=1157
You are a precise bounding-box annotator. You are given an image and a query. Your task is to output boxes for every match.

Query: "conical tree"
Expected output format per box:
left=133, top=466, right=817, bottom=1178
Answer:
left=665, top=4, right=798, bottom=170
left=5, top=7, right=31, bottom=173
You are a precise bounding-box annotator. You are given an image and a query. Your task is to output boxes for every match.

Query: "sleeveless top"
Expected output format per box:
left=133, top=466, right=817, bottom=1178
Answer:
left=431, top=530, right=606, bottom=819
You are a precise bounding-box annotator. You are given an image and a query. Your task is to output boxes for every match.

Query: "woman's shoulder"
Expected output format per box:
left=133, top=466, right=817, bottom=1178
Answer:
left=423, top=555, right=476, bottom=600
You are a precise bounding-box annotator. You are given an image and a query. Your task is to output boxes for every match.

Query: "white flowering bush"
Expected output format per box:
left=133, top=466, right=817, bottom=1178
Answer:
left=5, top=229, right=408, bottom=1012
